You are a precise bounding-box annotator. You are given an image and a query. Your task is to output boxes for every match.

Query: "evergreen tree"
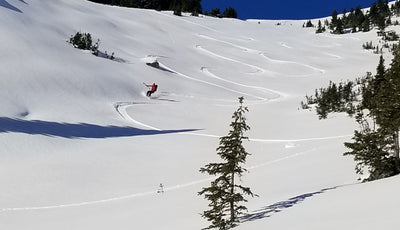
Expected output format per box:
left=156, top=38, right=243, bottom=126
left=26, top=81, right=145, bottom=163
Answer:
left=333, top=18, right=344, bottom=34
left=199, top=97, right=255, bottom=230
left=305, top=20, right=314, bottom=27
left=209, top=8, right=221, bottom=17
left=344, top=124, right=398, bottom=181
left=362, top=14, right=371, bottom=32
left=372, top=48, right=400, bottom=160
left=189, top=0, right=202, bottom=15
left=222, top=7, right=237, bottom=19
left=316, top=20, right=326, bottom=33
left=330, top=9, right=338, bottom=30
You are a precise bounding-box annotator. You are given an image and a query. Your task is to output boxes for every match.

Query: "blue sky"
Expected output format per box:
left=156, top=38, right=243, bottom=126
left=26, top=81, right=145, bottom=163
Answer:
left=201, top=0, right=392, bottom=20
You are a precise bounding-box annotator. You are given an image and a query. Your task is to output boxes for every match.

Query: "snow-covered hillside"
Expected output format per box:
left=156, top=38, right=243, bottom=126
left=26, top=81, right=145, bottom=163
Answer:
left=1, top=0, right=398, bottom=229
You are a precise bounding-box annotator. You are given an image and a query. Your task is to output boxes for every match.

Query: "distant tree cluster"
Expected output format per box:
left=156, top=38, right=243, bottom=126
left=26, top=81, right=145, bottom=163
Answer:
left=312, top=0, right=400, bottom=34
left=302, top=49, right=400, bottom=181
left=301, top=80, right=355, bottom=119
left=88, top=0, right=238, bottom=18
left=204, top=7, right=238, bottom=19
left=88, top=0, right=202, bottom=16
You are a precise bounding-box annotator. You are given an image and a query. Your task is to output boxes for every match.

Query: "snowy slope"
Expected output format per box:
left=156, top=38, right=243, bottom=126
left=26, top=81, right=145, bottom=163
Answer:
left=0, top=0, right=398, bottom=229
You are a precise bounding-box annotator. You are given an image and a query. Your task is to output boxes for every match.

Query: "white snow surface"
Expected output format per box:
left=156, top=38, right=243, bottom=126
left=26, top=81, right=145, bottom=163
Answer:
left=0, top=0, right=399, bottom=229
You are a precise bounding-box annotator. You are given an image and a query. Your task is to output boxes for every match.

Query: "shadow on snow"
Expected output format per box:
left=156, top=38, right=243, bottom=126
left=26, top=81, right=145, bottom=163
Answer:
left=0, top=117, right=200, bottom=139
left=240, top=184, right=355, bottom=223
left=0, top=0, right=27, bottom=13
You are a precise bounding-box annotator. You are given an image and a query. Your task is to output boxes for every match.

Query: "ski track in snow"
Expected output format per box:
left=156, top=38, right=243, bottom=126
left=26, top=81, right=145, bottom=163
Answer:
left=158, top=61, right=274, bottom=101
left=114, top=102, right=352, bottom=144
left=114, top=102, right=162, bottom=131
left=200, top=67, right=287, bottom=100
left=259, top=52, right=326, bottom=74
left=195, top=45, right=270, bottom=75
left=197, top=34, right=326, bottom=76
left=0, top=147, right=315, bottom=213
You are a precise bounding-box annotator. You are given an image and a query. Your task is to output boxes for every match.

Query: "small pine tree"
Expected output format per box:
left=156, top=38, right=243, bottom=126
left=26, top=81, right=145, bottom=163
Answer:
left=199, top=97, right=255, bottom=230
left=316, top=20, right=326, bottom=33
left=305, top=20, right=314, bottom=27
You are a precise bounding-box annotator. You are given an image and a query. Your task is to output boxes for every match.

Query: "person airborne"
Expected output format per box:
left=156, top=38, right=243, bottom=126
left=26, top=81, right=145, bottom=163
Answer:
left=144, top=82, right=158, bottom=97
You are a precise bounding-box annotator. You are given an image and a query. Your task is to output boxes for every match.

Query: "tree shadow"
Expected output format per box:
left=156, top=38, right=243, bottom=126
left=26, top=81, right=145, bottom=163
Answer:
left=0, top=0, right=24, bottom=13
left=240, top=185, right=347, bottom=222
left=0, top=117, right=200, bottom=139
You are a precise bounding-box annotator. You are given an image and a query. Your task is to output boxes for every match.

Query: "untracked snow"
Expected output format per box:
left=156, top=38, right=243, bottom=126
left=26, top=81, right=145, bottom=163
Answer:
left=0, top=0, right=398, bottom=229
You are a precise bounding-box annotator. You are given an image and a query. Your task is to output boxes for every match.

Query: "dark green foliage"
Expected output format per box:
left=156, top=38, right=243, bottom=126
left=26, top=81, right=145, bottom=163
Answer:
left=87, top=0, right=203, bottom=15
left=330, top=9, right=338, bottom=30
left=369, top=0, right=390, bottom=30
left=362, top=41, right=375, bottom=50
left=392, top=0, right=400, bottom=16
left=69, top=32, right=92, bottom=50
left=371, top=50, right=400, bottom=159
left=316, top=20, right=326, bottom=33
left=69, top=32, right=120, bottom=60
left=302, top=80, right=355, bottom=119
left=304, top=48, right=400, bottom=181
left=305, top=20, right=314, bottom=28
left=69, top=32, right=99, bottom=55
left=344, top=126, right=399, bottom=181
left=222, top=7, right=237, bottom=19
left=206, top=8, right=221, bottom=18
left=323, top=0, right=400, bottom=34
left=310, top=0, right=400, bottom=180
left=88, top=0, right=139, bottom=7
left=204, top=6, right=238, bottom=19
left=333, top=18, right=344, bottom=34
left=189, top=0, right=202, bottom=15
left=199, top=97, right=255, bottom=230
left=382, top=31, right=400, bottom=41
left=173, top=8, right=182, bottom=16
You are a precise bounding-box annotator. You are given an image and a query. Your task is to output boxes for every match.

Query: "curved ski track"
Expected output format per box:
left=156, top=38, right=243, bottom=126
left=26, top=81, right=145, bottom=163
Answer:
left=197, top=34, right=326, bottom=77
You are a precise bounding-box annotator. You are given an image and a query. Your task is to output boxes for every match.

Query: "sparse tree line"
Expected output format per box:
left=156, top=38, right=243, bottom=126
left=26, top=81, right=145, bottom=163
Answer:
left=87, top=0, right=238, bottom=18
left=306, top=0, right=400, bottom=34
left=302, top=45, right=400, bottom=181
left=88, top=0, right=202, bottom=16
left=305, top=0, right=400, bottom=56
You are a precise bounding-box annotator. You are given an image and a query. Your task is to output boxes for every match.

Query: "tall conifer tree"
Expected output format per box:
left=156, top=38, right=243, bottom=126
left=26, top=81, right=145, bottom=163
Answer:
left=199, top=97, right=255, bottom=230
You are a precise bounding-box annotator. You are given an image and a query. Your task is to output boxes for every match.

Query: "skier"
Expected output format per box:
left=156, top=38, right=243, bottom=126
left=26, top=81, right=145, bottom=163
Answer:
left=144, top=82, right=158, bottom=97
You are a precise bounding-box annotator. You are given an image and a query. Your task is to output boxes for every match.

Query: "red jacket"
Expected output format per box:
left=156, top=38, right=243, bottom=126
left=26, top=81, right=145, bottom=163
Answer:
left=147, top=83, right=157, bottom=92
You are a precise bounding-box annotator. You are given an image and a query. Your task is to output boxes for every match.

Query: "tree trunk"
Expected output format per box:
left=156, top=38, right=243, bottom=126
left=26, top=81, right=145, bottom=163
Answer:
left=230, top=171, right=235, bottom=223
left=394, top=130, right=400, bottom=159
